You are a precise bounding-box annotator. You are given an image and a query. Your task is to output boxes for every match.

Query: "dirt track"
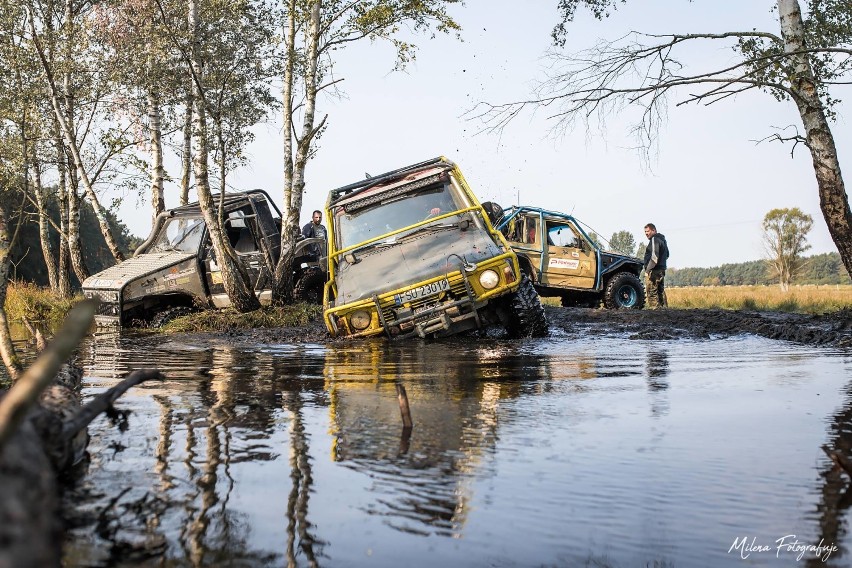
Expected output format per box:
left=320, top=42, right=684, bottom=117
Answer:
left=193, top=306, right=852, bottom=348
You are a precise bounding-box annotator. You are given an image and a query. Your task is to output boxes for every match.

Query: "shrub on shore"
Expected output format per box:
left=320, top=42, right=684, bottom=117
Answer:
left=4, top=282, right=78, bottom=330
left=160, top=303, right=323, bottom=333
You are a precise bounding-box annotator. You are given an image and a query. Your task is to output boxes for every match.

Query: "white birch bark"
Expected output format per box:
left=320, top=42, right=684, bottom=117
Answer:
left=777, top=0, right=852, bottom=277
left=148, top=89, right=166, bottom=226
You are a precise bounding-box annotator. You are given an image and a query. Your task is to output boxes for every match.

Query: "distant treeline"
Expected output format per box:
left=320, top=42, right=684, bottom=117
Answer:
left=2, top=195, right=141, bottom=288
left=667, top=253, right=852, bottom=287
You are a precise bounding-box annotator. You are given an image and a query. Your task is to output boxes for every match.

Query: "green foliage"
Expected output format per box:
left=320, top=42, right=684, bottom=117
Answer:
left=587, top=231, right=601, bottom=248
left=552, top=0, right=626, bottom=46
left=736, top=0, right=852, bottom=116
left=608, top=230, right=637, bottom=256
left=160, top=303, right=323, bottom=333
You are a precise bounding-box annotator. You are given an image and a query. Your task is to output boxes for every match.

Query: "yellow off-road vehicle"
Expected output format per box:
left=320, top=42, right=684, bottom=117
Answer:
left=323, top=157, right=548, bottom=339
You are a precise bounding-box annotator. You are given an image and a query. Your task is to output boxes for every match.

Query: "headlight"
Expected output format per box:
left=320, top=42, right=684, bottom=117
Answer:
left=478, top=269, right=500, bottom=290
left=349, top=310, right=372, bottom=330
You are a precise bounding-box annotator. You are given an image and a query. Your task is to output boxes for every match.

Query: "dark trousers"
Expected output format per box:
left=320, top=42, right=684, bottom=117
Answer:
left=647, top=268, right=667, bottom=308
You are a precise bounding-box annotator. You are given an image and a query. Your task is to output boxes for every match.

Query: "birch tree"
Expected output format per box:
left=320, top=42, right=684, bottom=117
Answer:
left=763, top=206, right=813, bottom=290
left=482, top=0, right=852, bottom=279
left=273, top=0, right=462, bottom=303
left=186, top=0, right=259, bottom=312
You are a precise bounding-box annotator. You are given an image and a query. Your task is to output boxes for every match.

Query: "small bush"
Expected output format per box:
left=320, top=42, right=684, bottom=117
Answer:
left=5, top=282, right=78, bottom=330
left=160, top=303, right=323, bottom=333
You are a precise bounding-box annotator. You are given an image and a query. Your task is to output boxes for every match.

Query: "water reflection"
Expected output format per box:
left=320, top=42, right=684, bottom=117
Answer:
left=645, top=349, right=670, bottom=418
left=811, top=379, right=852, bottom=567
left=64, top=334, right=852, bottom=567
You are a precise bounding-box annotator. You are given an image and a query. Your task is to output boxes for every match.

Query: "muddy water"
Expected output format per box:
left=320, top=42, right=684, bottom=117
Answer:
left=62, top=330, right=852, bottom=567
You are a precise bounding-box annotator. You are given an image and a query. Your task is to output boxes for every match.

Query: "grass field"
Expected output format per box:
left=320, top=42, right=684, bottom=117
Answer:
left=540, top=284, right=852, bottom=313
left=665, top=284, right=852, bottom=313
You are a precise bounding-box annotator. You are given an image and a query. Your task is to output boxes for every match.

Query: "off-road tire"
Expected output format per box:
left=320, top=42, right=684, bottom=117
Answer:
left=293, top=267, right=325, bottom=304
left=151, top=306, right=195, bottom=328
left=603, top=272, right=645, bottom=310
left=502, top=276, right=548, bottom=338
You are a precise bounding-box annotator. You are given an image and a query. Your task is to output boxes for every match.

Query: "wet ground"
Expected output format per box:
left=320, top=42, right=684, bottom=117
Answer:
left=177, top=306, right=852, bottom=348
left=62, top=307, right=852, bottom=567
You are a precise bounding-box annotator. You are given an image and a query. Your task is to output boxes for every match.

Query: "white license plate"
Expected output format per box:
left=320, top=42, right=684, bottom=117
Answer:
left=395, top=279, right=449, bottom=304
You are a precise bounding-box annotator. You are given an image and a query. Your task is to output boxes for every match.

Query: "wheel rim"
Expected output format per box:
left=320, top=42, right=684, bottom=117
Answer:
left=616, top=285, right=637, bottom=307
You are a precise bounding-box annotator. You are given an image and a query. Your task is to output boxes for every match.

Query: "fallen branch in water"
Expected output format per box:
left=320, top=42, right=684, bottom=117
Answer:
left=0, top=300, right=96, bottom=450
left=0, top=300, right=164, bottom=567
left=62, top=369, right=164, bottom=442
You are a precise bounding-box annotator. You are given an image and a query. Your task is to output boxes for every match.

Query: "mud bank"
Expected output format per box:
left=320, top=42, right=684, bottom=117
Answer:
left=547, top=306, right=852, bottom=347
left=178, top=306, right=852, bottom=348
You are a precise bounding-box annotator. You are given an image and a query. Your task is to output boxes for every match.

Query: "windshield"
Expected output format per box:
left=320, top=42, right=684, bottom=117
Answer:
left=151, top=216, right=206, bottom=253
left=334, top=183, right=464, bottom=250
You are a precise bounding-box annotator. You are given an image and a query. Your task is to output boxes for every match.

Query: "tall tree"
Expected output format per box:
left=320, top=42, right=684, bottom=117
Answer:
left=272, top=0, right=462, bottom=303
left=186, top=0, right=259, bottom=312
left=762, top=206, right=813, bottom=290
left=483, top=0, right=852, bottom=279
left=609, top=230, right=637, bottom=256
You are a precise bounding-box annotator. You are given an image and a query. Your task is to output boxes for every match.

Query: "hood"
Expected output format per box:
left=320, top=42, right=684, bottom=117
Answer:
left=82, top=251, right=196, bottom=290
left=599, top=250, right=643, bottom=275
left=335, top=227, right=503, bottom=303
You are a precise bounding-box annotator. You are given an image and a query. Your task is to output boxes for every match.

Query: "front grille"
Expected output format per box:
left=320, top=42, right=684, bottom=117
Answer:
left=381, top=276, right=472, bottom=324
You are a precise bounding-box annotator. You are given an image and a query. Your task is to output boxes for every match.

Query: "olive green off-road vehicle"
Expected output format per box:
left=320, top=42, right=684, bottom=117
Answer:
left=82, top=190, right=326, bottom=326
left=492, top=205, right=645, bottom=309
left=323, top=157, right=548, bottom=339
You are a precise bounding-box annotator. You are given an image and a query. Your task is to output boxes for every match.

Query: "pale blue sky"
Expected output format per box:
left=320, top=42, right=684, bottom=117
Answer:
left=122, top=1, right=849, bottom=269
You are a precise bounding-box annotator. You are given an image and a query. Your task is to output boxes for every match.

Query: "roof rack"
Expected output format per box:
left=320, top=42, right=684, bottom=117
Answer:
left=328, top=156, right=453, bottom=206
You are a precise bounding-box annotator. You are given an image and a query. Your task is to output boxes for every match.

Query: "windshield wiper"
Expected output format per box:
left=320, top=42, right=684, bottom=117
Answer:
left=399, top=222, right=460, bottom=242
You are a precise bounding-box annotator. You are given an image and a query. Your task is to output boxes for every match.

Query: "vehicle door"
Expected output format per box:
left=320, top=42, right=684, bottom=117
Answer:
left=226, top=212, right=265, bottom=290
left=504, top=213, right=544, bottom=274
left=202, top=231, right=229, bottom=308
left=540, top=218, right=597, bottom=289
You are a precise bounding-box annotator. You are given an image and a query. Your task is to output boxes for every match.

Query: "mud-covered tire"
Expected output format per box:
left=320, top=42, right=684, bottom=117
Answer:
left=502, top=277, right=548, bottom=338
left=151, top=306, right=195, bottom=328
left=293, top=267, right=325, bottom=304
left=603, top=272, right=645, bottom=309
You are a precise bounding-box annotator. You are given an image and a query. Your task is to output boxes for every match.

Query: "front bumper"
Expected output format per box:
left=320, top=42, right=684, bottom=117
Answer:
left=325, top=256, right=519, bottom=339
left=83, top=289, right=122, bottom=325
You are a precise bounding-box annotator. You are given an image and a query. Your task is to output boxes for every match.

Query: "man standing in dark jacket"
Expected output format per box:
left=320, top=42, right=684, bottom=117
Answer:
left=301, top=210, right=327, bottom=259
left=643, top=223, right=669, bottom=308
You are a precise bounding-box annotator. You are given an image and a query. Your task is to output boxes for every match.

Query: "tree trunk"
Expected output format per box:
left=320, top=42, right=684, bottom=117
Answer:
left=0, top=308, right=162, bottom=568
left=147, top=89, right=166, bottom=226
left=274, top=0, right=322, bottom=304
left=778, top=0, right=852, bottom=278
left=272, top=0, right=299, bottom=305
left=180, top=91, right=193, bottom=206
left=188, top=0, right=259, bottom=313
left=31, top=158, right=59, bottom=292
left=0, top=208, right=22, bottom=382
left=55, top=129, right=72, bottom=298
left=66, top=175, right=88, bottom=285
